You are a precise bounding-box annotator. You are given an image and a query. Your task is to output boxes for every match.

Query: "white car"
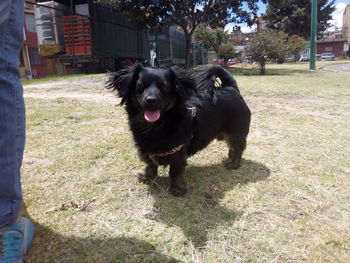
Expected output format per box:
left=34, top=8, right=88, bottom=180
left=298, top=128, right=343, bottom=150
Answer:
left=320, top=52, right=335, bottom=61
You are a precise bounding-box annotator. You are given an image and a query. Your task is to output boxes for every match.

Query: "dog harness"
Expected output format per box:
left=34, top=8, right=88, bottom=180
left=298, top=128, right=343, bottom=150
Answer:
left=148, top=106, right=197, bottom=165
left=187, top=106, right=197, bottom=118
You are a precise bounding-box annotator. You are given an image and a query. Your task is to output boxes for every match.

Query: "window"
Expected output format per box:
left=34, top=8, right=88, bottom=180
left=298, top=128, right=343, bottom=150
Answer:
left=29, top=48, right=42, bottom=65
left=325, top=47, right=333, bottom=52
left=25, top=13, right=36, bottom=32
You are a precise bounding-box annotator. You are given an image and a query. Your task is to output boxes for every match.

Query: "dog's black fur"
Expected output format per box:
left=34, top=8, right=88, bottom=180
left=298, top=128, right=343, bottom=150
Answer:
left=107, top=65, right=251, bottom=196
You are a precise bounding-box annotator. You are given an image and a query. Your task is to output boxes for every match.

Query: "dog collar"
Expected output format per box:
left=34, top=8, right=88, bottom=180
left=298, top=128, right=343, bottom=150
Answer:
left=148, top=143, right=185, bottom=165
left=148, top=107, right=196, bottom=165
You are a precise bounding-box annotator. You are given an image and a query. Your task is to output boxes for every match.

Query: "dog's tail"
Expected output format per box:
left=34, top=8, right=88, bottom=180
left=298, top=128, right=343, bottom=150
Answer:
left=196, top=65, right=239, bottom=104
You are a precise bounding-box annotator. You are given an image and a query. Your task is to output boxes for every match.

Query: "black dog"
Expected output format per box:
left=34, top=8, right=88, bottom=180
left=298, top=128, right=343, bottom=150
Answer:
left=107, top=65, right=251, bottom=196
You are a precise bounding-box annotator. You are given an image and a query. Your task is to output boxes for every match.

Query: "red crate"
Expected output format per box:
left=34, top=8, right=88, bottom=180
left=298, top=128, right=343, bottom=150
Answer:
left=63, top=15, right=92, bottom=55
left=66, top=44, right=92, bottom=55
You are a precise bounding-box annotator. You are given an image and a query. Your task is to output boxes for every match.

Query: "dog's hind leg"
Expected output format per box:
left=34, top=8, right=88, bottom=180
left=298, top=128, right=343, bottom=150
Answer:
left=138, top=162, right=158, bottom=183
left=224, top=135, right=246, bottom=169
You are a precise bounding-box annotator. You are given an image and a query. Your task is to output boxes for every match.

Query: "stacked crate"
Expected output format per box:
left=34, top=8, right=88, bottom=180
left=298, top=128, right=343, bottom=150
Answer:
left=63, top=15, right=92, bottom=55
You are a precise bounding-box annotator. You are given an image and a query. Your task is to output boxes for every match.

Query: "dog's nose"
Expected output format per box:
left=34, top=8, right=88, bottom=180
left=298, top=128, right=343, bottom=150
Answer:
left=146, top=96, right=157, bottom=105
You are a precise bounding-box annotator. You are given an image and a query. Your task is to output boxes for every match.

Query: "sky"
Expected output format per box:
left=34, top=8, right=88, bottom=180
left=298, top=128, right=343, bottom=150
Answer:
left=225, top=0, right=349, bottom=33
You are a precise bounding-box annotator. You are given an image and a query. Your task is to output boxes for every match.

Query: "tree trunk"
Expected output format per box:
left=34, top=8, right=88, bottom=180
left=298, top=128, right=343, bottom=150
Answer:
left=214, top=47, right=220, bottom=58
left=224, top=58, right=229, bottom=67
left=185, top=36, right=192, bottom=69
left=259, top=60, right=266, bottom=75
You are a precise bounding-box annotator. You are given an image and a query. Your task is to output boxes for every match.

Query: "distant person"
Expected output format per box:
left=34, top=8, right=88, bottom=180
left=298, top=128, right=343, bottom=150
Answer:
left=0, top=1, right=35, bottom=262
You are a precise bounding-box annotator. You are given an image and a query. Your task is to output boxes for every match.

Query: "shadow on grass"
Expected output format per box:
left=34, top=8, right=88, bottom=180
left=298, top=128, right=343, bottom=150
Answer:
left=147, top=159, right=270, bottom=247
left=21, top=207, right=181, bottom=263
left=21, top=160, right=269, bottom=261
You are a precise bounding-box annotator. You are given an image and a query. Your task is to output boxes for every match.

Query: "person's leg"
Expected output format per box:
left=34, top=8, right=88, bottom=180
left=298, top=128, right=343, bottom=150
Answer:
left=0, top=0, right=25, bottom=228
left=0, top=0, right=34, bottom=262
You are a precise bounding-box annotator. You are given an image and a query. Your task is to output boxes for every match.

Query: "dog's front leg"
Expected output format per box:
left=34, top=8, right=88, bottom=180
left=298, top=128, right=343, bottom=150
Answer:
left=169, top=157, right=187, bottom=196
left=138, top=162, right=158, bottom=183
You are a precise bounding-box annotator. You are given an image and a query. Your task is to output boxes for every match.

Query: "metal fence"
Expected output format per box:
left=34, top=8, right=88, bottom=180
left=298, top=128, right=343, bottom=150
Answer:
left=24, top=0, right=208, bottom=76
left=191, top=43, right=208, bottom=67
left=148, top=27, right=187, bottom=67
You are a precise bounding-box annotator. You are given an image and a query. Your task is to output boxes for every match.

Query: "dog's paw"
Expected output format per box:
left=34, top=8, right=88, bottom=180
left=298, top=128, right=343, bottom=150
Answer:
left=170, top=185, right=188, bottom=197
left=224, top=160, right=241, bottom=170
left=138, top=173, right=155, bottom=184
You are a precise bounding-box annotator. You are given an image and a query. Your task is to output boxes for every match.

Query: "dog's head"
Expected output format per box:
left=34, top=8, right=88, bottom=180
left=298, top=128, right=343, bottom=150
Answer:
left=107, top=64, right=195, bottom=123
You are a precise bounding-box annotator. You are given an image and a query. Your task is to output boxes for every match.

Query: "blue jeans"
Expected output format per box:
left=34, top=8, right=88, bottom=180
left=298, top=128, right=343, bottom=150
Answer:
left=0, top=0, right=25, bottom=227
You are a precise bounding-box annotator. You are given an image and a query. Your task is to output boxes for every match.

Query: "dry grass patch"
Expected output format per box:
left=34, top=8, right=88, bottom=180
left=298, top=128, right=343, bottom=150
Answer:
left=22, top=62, right=350, bottom=262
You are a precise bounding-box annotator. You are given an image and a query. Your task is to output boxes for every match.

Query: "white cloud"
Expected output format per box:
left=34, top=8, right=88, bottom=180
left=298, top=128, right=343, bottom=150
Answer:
left=224, top=23, right=235, bottom=33
left=329, top=2, right=347, bottom=30
left=240, top=25, right=257, bottom=33
left=224, top=23, right=256, bottom=33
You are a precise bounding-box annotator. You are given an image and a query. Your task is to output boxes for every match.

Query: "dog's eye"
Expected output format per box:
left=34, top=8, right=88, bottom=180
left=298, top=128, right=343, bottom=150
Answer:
left=136, top=86, right=144, bottom=94
left=136, top=82, right=144, bottom=94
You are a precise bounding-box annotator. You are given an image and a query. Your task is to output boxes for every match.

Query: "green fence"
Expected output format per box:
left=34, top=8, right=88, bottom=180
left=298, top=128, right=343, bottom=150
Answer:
left=90, top=3, right=149, bottom=60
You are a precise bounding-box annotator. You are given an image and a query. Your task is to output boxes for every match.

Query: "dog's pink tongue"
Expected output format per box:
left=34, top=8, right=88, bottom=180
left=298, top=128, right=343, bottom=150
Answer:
left=144, top=110, right=160, bottom=122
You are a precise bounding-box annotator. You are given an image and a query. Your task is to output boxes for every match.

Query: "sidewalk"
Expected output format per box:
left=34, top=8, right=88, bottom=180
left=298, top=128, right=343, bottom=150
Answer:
left=323, top=63, right=350, bottom=73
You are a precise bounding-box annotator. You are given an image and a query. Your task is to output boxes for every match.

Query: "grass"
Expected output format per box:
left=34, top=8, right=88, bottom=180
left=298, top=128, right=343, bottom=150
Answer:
left=22, top=61, right=350, bottom=263
left=21, top=74, right=90, bottom=85
left=224, top=60, right=350, bottom=76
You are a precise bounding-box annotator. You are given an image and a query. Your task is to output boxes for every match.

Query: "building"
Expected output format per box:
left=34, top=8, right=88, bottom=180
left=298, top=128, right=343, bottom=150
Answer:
left=20, top=0, right=49, bottom=79
left=255, top=16, right=267, bottom=33
left=342, top=4, right=350, bottom=57
left=321, top=30, right=344, bottom=41
left=342, top=4, right=350, bottom=43
left=228, top=17, right=267, bottom=59
left=313, top=5, right=350, bottom=58
left=317, top=39, right=348, bottom=57
left=34, top=0, right=151, bottom=74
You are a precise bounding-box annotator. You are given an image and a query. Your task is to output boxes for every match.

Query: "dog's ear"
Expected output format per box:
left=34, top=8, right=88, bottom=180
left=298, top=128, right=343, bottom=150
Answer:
left=106, top=64, right=143, bottom=105
left=165, top=68, right=196, bottom=104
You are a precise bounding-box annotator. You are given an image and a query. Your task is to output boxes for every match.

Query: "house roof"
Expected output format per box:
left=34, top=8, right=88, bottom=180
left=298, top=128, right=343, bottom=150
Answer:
left=316, top=38, right=347, bottom=43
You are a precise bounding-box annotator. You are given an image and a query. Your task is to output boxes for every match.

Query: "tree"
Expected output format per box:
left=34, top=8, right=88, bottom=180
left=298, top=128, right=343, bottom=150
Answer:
left=230, top=26, right=247, bottom=46
left=286, top=35, right=306, bottom=56
left=218, top=44, right=236, bottom=65
left=112, top=0, right=261, bottom=68
left=246, top=29, right=294, bottom=75
left=194, top=27, right=229, bottom=57
left=264, top=0, right=335, bottom=39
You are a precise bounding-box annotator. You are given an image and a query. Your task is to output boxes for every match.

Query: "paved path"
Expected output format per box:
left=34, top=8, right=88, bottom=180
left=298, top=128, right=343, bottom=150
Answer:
left=323, top=63, right=350, bottom=73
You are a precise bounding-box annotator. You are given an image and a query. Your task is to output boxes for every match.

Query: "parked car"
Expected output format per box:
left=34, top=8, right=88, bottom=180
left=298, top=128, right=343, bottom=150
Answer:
left=299, top=54, right=309, bottom=62
left=212, top=58, right=225, bottom=66
left=242, top=55, right=253, bottom=63
left=285, top=55, right=296, bottom=62
left=320, top=52, right=335, bottom=61
left=316, top=54, right=321, bottom=61
left=227, top=58, right=238, bottom=66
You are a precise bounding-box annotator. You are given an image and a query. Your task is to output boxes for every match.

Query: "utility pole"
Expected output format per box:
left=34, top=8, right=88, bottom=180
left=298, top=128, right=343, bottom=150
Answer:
left=309, top=0, right=317, bottom=70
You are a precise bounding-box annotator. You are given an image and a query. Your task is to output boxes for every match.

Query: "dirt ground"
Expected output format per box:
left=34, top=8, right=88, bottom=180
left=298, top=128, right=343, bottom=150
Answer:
left=24, top=76, right=117, bottom=104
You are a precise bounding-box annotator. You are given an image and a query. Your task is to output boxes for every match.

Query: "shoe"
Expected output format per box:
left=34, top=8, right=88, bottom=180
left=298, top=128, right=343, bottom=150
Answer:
left=0, top=217, right=34, bottom=263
